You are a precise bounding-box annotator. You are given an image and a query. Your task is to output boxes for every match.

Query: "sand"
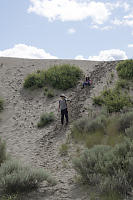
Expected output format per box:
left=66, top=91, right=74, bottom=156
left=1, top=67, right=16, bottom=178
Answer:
left=0, top=57, right=119, bottom=200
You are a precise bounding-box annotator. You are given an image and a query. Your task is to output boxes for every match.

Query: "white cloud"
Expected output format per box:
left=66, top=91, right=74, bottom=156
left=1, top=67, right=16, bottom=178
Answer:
left=124, top=13, right=133, bottom=19
left=68, top=28, right=76, bottom=34
left=106, top=2, right=129, bottom=11
left=90, top=25, right=99, bottom=29
left=28, top=0, right=111, bottom=24
left=100, top=26, right=112, bottom=30
left=128, top=44, right=133, bottom=48
left=75, top=49, right=128, bottom=61
left=112, top=18, right=133, bottom=27
left=91, top=25, right=112, bottom=31
left=75, top=55, right=86, bottom=60
left=112, top=18, right=123, bottom=25
left=88, top=49, right=128, bottom=61
left=0, top=44, right=57, bottom=59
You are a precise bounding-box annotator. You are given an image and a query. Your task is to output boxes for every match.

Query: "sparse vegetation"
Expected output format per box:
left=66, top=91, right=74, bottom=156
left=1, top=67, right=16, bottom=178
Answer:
left=0, top=160, right=55, bottom=194
left=116, top=60, right=133, bottom=80
left=37, top=112, right=55, bottom=128
left=0, top=98, right=4, bottom=112
left=24, top=64, right=82, bottom=90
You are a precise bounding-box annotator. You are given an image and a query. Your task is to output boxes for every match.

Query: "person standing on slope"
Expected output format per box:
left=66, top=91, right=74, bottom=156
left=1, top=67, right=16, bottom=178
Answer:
left=58, top=94, right=70, bottom=125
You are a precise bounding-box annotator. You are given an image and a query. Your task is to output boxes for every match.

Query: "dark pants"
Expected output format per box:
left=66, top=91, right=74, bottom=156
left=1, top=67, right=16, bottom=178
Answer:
left=82, top=81, right=90, bottom=88
left=61, top=108, right=68, bottom=125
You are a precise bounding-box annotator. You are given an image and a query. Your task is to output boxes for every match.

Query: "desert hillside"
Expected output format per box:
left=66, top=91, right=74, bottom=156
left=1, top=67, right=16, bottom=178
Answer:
left=0, top=57, right=128, bottom=200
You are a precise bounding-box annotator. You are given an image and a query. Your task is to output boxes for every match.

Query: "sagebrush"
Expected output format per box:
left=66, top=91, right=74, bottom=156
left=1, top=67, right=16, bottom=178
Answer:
left=0, top=160, right=55, bottom=194
left=73, top=139, right=133, bottom=195
left=37, top=112, right=55, bottom=128
left=24, top=64, right=82, bottom=90
left=93, top=88, right=132, bottom=113
left=116, top=60, right=133, bottom=80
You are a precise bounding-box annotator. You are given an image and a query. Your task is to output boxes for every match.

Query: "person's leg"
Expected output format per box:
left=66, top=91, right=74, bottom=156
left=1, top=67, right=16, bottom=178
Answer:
left=64, top=108, right=68, bottom=125
left=87, top=81, right=90, bottom=86
left=61, top=110, right=64, bottom=125
left=82, top=82, right=85, bottom=88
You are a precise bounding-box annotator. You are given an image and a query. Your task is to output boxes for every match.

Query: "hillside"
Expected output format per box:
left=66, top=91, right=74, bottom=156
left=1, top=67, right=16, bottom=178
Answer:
left=0, top=58, right=126, bottom=200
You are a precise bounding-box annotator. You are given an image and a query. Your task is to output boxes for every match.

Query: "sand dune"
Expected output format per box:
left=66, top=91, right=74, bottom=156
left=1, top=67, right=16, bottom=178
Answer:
left=0, top=57, right=119, bottom=200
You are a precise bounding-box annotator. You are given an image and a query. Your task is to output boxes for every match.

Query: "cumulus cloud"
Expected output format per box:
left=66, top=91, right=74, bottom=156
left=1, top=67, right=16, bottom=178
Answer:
left=28, top=0, right=111, bottom=24
left=112, top=18, right=133, bottom=27
left=128, top=44, right=133, bottom=48
left=75, top=49, right=128, bottom=61
left=0, top=44, right=57, bottom=59
left=75, top=55, right=86, bottom=60
left=124, top=13, right=133, bottom=19
left=88, top=49, right=128, bottom=61
left=68, top=28, right=76, bottom=34
left=91, top=25, right=112, bottom=30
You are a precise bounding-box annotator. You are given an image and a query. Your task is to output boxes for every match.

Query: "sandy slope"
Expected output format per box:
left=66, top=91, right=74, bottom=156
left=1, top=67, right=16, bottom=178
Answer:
left=0, top=58, right=118, bottom=200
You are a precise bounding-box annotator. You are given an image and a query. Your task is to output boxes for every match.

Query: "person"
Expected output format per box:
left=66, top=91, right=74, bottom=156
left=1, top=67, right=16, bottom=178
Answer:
left=82, top=76, right=92, bottom=89
left=58, top=94, right=70, bottom=125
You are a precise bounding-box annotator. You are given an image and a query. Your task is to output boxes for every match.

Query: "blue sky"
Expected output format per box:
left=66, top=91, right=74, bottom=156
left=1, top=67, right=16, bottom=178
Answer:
left=0, top=0, right=133, bottom=60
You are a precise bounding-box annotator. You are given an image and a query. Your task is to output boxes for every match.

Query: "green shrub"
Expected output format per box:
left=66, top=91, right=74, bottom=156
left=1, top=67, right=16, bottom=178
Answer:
left=125, top=125, right=133, bottom=139
left=45, top=64, right=82, bottom=90
left=73, top=145, right=111, bottom=184
left=46, top=89, right=55, bottom=98
left=24, top=64, right=82, bottom=90
left=0, top=160, right=55, bottom=194
left=0, top=98, right=4, bottom=112
left=92, top=96, right=104, bottom=106
left=43, top=86, right=48, bottom=94
left=93, top=89, right=132, bottom=113
left=0, top=138, right=7, bottom=166
left=116, top=112, right=133, bottom=133
left=116, top=60, right=133, bottom=80
left=72, top=114, right=107, bottom=137
left=37, top=112, right=55, bottom=128
left=59, top=144, right=69, bottom=156
left=23, top=71, right=45, bottom=89
left=115, top=79, right=130, bottom=90
left=100, top=190, right=123, bottom=200
left=73, top=139, right=133, bottom=195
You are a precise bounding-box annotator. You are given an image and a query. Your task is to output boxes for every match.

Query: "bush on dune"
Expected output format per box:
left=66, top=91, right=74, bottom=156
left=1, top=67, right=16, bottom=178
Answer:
left=116, top=111, right=133, bottom=133
left=73, top=139, right=133, bottom=195
left=23, top=64, right=82, bottom=90
left=45, top=64, right=82, bottom=90
left=23, top=71, right=45, bottom=89
left=93, top=89, right=132, bottom=113
left=37, top=112, right=55, bottom=128
left=0, top=160, right=55, bottom=194
left=116, top=60, right=133, bottom=80
left=71, top=110, right=133, bottom=148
